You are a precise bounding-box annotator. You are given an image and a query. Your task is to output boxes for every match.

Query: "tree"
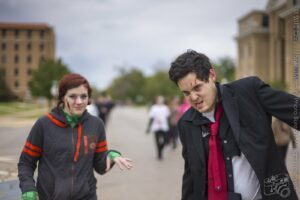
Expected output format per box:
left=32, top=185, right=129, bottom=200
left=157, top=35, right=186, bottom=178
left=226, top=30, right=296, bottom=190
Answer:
left=29, top=59, right=70, bottom=101
left=213, top=57, right=235, bottom=82
left=144, top=70, right=181, bottom=103
left=107, top=68, right=146, bottom=104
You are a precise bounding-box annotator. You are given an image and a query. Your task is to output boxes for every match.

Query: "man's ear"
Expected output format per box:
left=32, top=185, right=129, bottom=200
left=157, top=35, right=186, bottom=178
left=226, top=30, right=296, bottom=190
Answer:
left=209, top=68, right=216, bottom=82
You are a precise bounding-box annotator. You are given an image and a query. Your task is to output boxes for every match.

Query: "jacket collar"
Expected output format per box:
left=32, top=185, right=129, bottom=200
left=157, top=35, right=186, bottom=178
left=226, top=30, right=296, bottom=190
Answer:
left=182, top=82, right=222, bottom=126
left=47, top=107, right=89, bottom=128
left=181, top=82, right=241, bottom=142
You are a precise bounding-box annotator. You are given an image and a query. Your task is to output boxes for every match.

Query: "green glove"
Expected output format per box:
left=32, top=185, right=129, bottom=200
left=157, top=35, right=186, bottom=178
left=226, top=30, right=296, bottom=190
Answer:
left=21, top=191, right=38, bottom=200
left=108, top=151, right=121, bottom=161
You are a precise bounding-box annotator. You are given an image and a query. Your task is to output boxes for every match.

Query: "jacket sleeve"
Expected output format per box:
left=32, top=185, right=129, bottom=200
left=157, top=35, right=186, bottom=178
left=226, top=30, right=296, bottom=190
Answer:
left=253, top=76, right=300, bottom=130
left=178, top=120, right=194, bottom=200
left=93, top=121, right=109, bottom=175
left=18, top=118, right=43, bottom=193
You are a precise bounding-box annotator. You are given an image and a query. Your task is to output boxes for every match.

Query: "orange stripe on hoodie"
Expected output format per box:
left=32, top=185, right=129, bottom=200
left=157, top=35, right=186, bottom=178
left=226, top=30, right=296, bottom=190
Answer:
left=46, top=113, right=67, bottom=128
left=46, top=113, right=82, bottom=162
left=25, top=141, right=42, bottom=153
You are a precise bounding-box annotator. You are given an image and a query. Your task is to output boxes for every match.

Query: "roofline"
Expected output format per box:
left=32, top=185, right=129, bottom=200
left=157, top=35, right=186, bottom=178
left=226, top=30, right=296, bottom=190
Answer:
left=238, top=10, right=267, bottom=23
left=0, top=22, right=53, bottom=30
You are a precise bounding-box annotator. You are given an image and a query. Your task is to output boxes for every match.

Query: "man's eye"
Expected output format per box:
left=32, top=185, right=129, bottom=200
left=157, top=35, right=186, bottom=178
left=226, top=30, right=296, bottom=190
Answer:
left=182, top=92, right=189, bottom=97
left=194, top=85, right=201, bottom=91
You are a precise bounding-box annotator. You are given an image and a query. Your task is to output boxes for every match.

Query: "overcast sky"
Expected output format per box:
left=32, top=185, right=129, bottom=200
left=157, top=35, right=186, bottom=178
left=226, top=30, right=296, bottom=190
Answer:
left=0, top=0, right=268, bottom=89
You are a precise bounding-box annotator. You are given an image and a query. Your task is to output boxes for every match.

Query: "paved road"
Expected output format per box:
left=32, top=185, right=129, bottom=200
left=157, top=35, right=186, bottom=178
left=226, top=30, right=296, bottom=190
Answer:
left=0, top=106, right=299, bottom=199
left=97, top=106, right=183, bottom=200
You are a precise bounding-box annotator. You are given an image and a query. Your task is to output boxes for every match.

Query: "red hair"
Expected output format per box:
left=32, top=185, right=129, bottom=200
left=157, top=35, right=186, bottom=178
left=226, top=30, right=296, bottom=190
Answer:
left=57, top=73, right=92, bottom=108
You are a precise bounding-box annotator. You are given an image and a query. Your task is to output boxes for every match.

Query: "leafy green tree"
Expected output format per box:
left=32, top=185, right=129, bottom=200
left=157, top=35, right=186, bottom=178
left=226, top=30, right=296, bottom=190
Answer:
left=107, top=68, right=146, bottom=104
left=29, top=59, right=70, bottom=101
left=144, top=70, right=181, bottom=103
left=213, top=57, right=235, bottom=82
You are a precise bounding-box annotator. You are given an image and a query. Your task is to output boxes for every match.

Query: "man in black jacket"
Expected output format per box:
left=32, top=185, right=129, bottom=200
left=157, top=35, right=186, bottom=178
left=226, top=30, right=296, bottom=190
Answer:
left=168, top=50, right=300, bottom=200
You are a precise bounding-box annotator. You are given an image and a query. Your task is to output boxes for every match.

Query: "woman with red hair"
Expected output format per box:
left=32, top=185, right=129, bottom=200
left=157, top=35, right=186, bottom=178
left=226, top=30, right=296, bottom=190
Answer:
left=18, top=73, right=132, bottom=200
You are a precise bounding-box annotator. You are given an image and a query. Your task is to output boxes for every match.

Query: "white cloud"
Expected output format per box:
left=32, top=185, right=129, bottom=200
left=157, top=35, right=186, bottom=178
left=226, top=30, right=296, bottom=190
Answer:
left=0, top=0, right=268, bottom=88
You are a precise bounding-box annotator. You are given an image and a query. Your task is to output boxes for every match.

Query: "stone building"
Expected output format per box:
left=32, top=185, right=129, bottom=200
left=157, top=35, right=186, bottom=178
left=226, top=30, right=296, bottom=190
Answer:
left=0, top=23, right=55, bottom=99
left=236, top=0, right=300, bottom=92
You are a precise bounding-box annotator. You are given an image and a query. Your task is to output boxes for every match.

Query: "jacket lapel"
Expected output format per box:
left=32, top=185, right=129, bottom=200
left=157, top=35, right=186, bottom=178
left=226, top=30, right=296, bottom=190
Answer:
left=220, top=85, right=241, bottom=142
left=190, top=125, right=206, bottom=166
left=189, top=110, right=208, bottom=167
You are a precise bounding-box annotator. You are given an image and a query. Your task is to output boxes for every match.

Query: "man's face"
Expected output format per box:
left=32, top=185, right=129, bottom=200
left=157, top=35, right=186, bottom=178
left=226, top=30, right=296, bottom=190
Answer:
left=177, top=70, right=217, bottom=113
left=63, top=84, right=89, bottom=116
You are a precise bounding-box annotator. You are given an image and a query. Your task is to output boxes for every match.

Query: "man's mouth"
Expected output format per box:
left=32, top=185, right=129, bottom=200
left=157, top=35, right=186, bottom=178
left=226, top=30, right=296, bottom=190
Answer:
left=195, top=101, right=204, bottom=109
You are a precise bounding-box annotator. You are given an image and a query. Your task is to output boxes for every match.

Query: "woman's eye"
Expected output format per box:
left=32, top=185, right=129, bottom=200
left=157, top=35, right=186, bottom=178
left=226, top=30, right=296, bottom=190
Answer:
left=80, top=95, right=88, bottom=99
left=69, top=95, right=76, bottom=99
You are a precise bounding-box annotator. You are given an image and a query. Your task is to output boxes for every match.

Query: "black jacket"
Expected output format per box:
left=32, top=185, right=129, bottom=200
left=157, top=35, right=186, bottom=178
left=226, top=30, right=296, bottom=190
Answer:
left=178, top=76, right=300, bottom=200
left=18, top=108, right=111, bottom=200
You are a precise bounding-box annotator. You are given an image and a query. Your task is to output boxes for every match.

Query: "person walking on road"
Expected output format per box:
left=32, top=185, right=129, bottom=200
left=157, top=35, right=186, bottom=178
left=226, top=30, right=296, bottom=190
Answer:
left=146, top=95, right=171, bottom=160
left=18, top=73, right=133, bottom=200
left=169, top=50, right=300, bottom=200
left=169, top=96, right=181, bottom=149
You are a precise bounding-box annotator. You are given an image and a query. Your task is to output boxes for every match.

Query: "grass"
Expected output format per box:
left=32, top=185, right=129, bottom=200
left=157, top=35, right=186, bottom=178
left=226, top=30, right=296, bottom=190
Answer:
left=0, top=102, right=48, bottom=118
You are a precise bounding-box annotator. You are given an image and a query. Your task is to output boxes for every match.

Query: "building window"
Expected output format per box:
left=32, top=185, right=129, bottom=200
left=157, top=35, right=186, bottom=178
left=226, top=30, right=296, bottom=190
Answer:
left=293, top=0, right=298, bottom=5
left=27, top=30, right=32, bottom=39
left=14, top=68, right=19, bottom=76
left=1, top=55, right=5, bottom=64
left=262, top=15, right=269, bottom=28
left=15, top=80, right=19, bottom=88
left=40, top=43, right=44, bottom=51
left=15, top=30, right=19, bottom=39
left=27, top=43, right=32, bottom=50
left=2, top=30, right=6, bottom=38
left=40, top=30, right=45, bottom=39
left=27, top=55, right=31, bottom=63
left=27, top=68, right=32, bottom=75
left=1, top=43, right=6, bottom=50
left=14, top=55, right=19, bottom=63
left=14, top=43, right=19, bottom=51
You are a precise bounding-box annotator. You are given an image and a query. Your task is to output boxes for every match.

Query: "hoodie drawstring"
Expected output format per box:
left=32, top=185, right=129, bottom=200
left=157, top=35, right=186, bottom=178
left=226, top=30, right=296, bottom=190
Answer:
left=46, top=113, right=82, bottom=162
left=73, top=123, right=82, bottom=162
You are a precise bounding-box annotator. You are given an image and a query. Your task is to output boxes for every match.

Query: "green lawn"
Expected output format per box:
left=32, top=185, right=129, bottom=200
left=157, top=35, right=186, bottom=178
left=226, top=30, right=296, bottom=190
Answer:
left=0, top=102, right=47, bottom=118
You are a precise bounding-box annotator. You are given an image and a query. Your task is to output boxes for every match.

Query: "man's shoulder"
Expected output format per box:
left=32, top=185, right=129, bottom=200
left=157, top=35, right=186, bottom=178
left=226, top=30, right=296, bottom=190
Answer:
left=223, top=76, right=262, bottom=94
left=227, top=76, right=261, bottom=87
left=178, top=107, right=195, bottom=123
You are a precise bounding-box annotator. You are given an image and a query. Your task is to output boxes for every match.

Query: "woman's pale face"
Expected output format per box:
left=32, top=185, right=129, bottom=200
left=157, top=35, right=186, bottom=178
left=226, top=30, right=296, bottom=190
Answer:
left=63, top=84, right=89, bottom=116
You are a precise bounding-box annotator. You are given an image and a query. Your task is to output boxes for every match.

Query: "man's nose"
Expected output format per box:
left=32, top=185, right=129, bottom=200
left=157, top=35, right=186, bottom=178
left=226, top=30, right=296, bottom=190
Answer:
left=190, top=92, right=198, bottom=101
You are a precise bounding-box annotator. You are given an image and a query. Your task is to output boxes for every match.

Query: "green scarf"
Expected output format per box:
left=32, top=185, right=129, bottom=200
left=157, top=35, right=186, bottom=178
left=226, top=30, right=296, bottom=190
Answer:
left=63, top=109, right=81, bottom=128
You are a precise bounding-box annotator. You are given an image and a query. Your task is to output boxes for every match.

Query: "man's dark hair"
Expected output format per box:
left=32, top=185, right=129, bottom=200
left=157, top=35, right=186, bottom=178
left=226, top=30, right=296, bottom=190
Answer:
left=169, top=50, right=212, bottom=85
